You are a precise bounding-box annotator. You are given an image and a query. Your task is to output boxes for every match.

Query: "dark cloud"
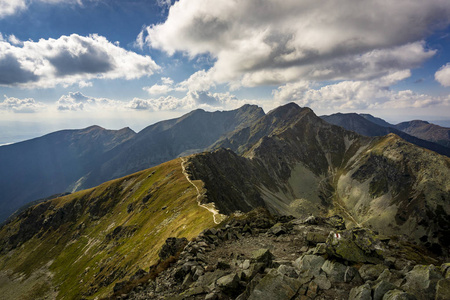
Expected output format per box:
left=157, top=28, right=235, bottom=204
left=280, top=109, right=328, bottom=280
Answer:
left=0, top=54, right=38, bottom=85
left=48, top=41, right=114, bottom=76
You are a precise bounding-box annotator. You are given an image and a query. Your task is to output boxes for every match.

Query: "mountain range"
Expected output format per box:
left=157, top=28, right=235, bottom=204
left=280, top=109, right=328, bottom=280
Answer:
left=0, top=103, right=448, bottom=299
left=0, top=105, right=264, bottom=222
left=321, top=113, right=450, bottom=157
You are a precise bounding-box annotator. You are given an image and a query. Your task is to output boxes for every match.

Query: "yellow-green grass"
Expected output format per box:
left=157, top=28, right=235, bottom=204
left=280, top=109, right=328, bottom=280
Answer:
left=0, top=158, right=215, bottom=299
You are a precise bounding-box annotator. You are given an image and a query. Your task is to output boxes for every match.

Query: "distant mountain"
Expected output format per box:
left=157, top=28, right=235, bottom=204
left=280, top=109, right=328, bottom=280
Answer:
left=395, top=120, right=450, bottom=148
left=320, top=113, right=450, bottom=157
left=359, top=113, right=450, bottom=148
left=82, top=104, right=264, bottom=188
left=0, top=105, right=264, bottom=222
left=0, top=126, right=135, bottom=222
left=359, top=113, right=393, bottom=127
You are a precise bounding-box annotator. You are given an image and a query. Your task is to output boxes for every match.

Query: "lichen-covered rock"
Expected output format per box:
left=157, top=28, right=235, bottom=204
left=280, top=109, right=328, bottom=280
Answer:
left=293, top=254, right=325, bottom=278
left=321, top=260, right=357, bottom=283
left=326, top=229, right=384, bottom=264
left=401, top=264, right=443, bottom=300
left=441, top=263, right=450, bottom=279
left=247, top=270, right=302, bottom=300
left=217, top=273, right=242, bottom=297
left=359, top=264, right=389, bottom=282
left=251, top=249, right=273, bottom=267
left=349, top=283, right=372, bottom=300
left=373, top=280, right=397, bottom=300
left=435, top=278, right=450, bottom=300
left=382, top=289, right=416, bottom=300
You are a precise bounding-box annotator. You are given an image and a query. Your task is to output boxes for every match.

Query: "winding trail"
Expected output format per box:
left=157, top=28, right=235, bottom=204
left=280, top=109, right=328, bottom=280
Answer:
left=180, top=157, right=224, bottom=224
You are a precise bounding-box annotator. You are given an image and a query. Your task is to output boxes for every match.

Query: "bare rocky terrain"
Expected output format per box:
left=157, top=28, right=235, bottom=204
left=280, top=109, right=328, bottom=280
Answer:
left=109, top=209, right=450, bottom=300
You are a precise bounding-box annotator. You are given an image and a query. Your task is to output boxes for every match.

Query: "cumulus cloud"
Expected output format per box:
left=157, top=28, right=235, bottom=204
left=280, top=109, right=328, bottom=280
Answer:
left=0, top=95, right=46, bottom=113
left=0, top=33, right=159, bottom=88
left=55, top=91, right=126, bottom=111
left=141, top=0, right=450, bottom=88
left=435, top=63, right=450, bottom=87
left=273, top=70, right=450, bottom=110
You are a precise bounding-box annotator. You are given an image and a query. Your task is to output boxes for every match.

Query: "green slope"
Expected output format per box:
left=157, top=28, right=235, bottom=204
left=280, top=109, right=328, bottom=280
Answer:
left=0, top=158, right=216, bottom=299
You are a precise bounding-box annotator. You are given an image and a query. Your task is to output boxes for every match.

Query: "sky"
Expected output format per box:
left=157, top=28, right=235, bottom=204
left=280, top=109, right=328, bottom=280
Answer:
left=0, top=0, right=450, bottom=144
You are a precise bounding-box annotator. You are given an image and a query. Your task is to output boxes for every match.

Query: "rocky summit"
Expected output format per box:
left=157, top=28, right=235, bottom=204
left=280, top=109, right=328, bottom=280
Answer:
left=108, top=209, right=449, bottom=300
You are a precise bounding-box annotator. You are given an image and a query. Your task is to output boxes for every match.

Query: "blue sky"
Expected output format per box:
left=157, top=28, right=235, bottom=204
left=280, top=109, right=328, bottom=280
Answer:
left=0, top=0, right=450, bottom=144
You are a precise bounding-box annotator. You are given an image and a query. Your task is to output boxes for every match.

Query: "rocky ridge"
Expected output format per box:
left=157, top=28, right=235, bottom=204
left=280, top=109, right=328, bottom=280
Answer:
left=109, top=209, right=449, bottom=300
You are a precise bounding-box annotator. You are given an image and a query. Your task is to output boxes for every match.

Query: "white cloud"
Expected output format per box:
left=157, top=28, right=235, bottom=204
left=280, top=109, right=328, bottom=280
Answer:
left=0, top=95, right=46, bottom=113
left=142, top=0, right=450, bottom=88
left=273, top=70, right=450, bottom=110
left=177, top=69, right=216, bottom=92
left=143, top=84, right=173, bottom=95
left=435, top=63, right=450, bottom=87
left=0, top=0, right=26, bottom=18
left=0, top=33, right=159, bottom=88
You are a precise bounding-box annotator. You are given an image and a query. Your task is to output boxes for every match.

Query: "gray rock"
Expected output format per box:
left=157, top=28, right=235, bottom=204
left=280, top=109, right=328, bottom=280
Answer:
left=251, top=249, right=273, bottom=267
left=277, top=264, right=298, bottom=278
left=321, top=260, right=357, bottom=283
left=313, top=243, right=327, bottom=255
left=293, top=254, right=325, bottom=277
left=441, top=263, right=450, bottom=279
left=268, top=223, right=286, bottom=236
left=313, top=273, right=332, bottom=290
left=359, top=264, right=389, bottom=282
left=306, top=230, right=329, bottom=244
left=382, top=289, right=416, bottom=300
left=242, top=259, right=250, bottom=270
left=216, top=273, right=242, bottom=297
left=435, top=278, right=450, bottom=300
left=236, top=273, right=263, bottom=300
left=182, top=272, right=194, bottom=288
left=373, top=280, right=397, bottom=300
left=402, top=264, right=443, bottom=300
left=349, top=283, right=372, bottom=300
left=247, top=270, right=302, bottom=300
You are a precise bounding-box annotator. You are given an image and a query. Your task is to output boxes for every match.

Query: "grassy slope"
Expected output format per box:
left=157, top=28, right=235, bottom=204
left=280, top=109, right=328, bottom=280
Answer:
left=0, top=158, right=215, bottom=299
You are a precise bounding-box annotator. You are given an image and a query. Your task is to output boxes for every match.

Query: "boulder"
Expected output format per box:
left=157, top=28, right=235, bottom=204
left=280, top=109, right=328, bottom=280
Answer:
left=402, top=264, right=443, bottom=300
left=277, top=265, right=298, bottom=278
left=359, top=264, right=389, bottom=282
left=382, top=289, right=416, bottom=300
left=321, top=260, right=357, bottom=283
left=268, top=223, right=286, bottom=236
left=349, top=283, right=372, bottom=300
left=158, top=237, right=188, bottom=260
left=435, top=278, right=450, bottom=300
left=247, top=270, right=302, bottom=300
left=326, top=229, right=383, bottom=264
left=293, top=254, right=325, bottom=278
left=217, top=273, right=242, bottom=297
left=306, top=230, right=329, bottom=244
left=441, top=263, right=450, bottom=279
left=251, top=249, right=273, bottom=267
left=373, top=280, right=397, bottom=300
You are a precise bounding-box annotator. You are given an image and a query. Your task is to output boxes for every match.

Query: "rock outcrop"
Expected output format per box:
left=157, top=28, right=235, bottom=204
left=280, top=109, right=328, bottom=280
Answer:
left=110, top=209, right=447, bottom=300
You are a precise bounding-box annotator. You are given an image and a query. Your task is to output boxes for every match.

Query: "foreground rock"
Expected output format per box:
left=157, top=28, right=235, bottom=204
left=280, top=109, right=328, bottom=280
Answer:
left=108, top=208, right=448, bottom=300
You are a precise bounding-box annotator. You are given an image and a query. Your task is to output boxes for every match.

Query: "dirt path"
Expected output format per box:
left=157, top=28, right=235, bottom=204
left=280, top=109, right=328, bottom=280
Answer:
left=180, top=157, right=225, bottom=224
